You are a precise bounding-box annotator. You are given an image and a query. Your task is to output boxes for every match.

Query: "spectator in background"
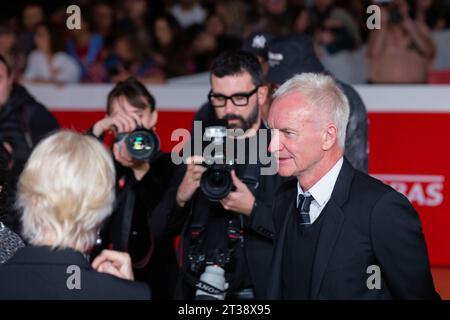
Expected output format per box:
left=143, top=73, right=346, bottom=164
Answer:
left=152, top=14, right=193, bottom=78
left=116, top=0, right=159, bottom=60
left=291, top=5, right=314, bottom=36
left=92, top=1, right=115, bottom=47
left=314, top=9, right=361, bottom=56
left=0, top=130, right=151, bottom=299
left=0, top=144, right=24, bottom=265
left=311, top=0, right=362, bottom=56
left=368, top=0, right=436, bottom=83
left=105, top=33, right=164, bottom=84
left=191, top=13, right=242, bottom=73
left=0, top=23, right=27, bottom=79
left=215, top=0, right=247, bottom=38
left=170, top=0, right=207, bottom=29
left=411, top=0, right=448, bottom=30
left=23, top=23, right=81, bottom=84
left=18, top=4, right=45, bottom=56
left=260, top=0, right=296, bottom=36
left=66, top=15, right=105, bottom=82
left=0, top=55, right=59, bottom=229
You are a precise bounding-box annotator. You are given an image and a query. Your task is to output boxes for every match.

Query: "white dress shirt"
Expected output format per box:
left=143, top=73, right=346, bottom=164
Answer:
left=297, top=157, right=344, bottom=224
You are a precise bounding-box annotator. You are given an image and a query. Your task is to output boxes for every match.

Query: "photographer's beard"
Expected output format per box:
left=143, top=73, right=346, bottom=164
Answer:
left=222, top=100, right=260, bottom=132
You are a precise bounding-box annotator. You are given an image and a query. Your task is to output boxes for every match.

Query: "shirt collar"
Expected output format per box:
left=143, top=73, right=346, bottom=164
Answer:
left=297, top=157, right=343, bottom=207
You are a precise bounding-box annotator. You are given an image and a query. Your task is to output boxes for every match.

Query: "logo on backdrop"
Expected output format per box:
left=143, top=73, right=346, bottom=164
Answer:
left=372, top=174, right=445, bottom=207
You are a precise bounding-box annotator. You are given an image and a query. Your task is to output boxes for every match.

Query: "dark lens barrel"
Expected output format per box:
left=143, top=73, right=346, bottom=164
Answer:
left=125, top=129, right=160, bottom=161
left=200, top=166, right=233, bottom=201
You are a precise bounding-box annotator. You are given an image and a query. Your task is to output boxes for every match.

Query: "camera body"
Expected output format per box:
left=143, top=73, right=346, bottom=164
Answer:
left=200, top=125, right=235, bottom=201
left=116, top=127, right=160, bottom=161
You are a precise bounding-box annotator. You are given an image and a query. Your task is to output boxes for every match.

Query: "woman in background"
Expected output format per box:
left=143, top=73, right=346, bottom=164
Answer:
left=23, top=23, right=81, bottom=84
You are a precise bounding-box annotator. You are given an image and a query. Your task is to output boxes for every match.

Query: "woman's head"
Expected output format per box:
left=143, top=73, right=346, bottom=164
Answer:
left=106, top=78, right=158, bottom=130
left=34, top=23, right=66, bottom=54
left=17, top=130, right=115, bottom=252
left=154, top=14, right=181, bottom=48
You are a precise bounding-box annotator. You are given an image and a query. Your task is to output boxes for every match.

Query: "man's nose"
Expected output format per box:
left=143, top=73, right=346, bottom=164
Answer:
left=224, top=99, right=235, bottom=114
left=268, top=133, right=281, bottom=153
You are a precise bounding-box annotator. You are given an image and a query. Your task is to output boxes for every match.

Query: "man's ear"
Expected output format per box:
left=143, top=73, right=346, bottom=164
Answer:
left=322, top=123, right=338, bottom=151
left=257, top=85, right=269, bottom=106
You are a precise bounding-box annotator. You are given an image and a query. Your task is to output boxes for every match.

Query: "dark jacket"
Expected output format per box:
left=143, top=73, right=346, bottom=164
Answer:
left=0, top=83, right=59, bottom=180
left=0, top=84, right=59, bottom=228
left=267, top=158, right=440, bottom=300
left=0, top=245, right=150, bottom=299
left=154, top=125, right=287, bottom=299
left=93, top=151, right=178, bottom=300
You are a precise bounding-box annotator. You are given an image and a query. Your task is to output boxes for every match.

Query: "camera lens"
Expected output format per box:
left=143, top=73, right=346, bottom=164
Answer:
left=200, top=166, right=233, bottom=201
left=125, top=129, right=160, bottom=161
left=209, top=171, right=225, bottom=187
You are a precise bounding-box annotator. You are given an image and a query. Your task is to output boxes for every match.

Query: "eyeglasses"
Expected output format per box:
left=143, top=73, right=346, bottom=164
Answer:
left=208, top=86, right=260, bottom=108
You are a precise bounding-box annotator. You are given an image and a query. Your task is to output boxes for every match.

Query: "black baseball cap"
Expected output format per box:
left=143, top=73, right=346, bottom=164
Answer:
left=242, top=32, right=274, bottom=60
left=266, top=34, right=326, bottom=85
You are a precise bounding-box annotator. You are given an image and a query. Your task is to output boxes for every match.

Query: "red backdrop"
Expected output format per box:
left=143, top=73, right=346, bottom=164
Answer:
left=50, top=109, right=450, bottom=266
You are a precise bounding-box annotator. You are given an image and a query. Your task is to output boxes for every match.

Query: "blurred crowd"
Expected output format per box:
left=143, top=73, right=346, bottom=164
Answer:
left=1, top=0, right=449, bottom=85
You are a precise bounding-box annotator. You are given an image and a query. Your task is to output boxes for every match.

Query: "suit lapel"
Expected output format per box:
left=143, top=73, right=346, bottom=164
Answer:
left=310, top=200, right=345, bottom=299
left=268, top=183, right=296, bottom=299
left=310, top=158, right=355, bottom=299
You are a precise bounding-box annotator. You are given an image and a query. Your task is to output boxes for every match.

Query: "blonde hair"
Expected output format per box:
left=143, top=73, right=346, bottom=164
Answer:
left=273, top=73, right=350, bottom=148
left=17, top=130, right=115, bottom=252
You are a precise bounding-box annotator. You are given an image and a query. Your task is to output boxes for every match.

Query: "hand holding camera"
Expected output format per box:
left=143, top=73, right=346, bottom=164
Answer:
left=93, top=110, right=160, bottom=180
left=92, top=111, right=142, bottom=138
left=176, top=155, right=207, bottom=207
left=219, top=170, right=255, bottom=216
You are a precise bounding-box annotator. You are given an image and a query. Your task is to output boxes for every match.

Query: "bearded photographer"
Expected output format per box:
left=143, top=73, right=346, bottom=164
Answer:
left=159, top=51, right=285, bottom=300
left=89, top=78, right=177, bottom=299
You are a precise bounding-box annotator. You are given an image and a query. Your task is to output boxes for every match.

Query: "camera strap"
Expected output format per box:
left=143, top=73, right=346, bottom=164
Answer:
left=184, top=163, right=259, bottom=281
left=180, top=268, right=226, bottom=296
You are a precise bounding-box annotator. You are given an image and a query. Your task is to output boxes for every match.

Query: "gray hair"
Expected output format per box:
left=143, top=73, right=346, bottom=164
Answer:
left=273, top=73, right=350, bottom=148
left=17, top=130, right=115, bottom=252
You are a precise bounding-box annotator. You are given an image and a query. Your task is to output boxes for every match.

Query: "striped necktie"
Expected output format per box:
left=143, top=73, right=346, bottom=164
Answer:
left=297, top=194, right=314, bottom=226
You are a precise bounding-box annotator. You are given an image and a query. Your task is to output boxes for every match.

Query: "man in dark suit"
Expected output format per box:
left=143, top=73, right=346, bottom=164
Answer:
left=266, top=73, right=439, bottom=299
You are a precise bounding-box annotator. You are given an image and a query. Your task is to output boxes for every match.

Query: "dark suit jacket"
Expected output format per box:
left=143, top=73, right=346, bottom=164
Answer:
left=267, top=159, right=439, bottom=300
left=0, top=246, right=151, bottom=300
